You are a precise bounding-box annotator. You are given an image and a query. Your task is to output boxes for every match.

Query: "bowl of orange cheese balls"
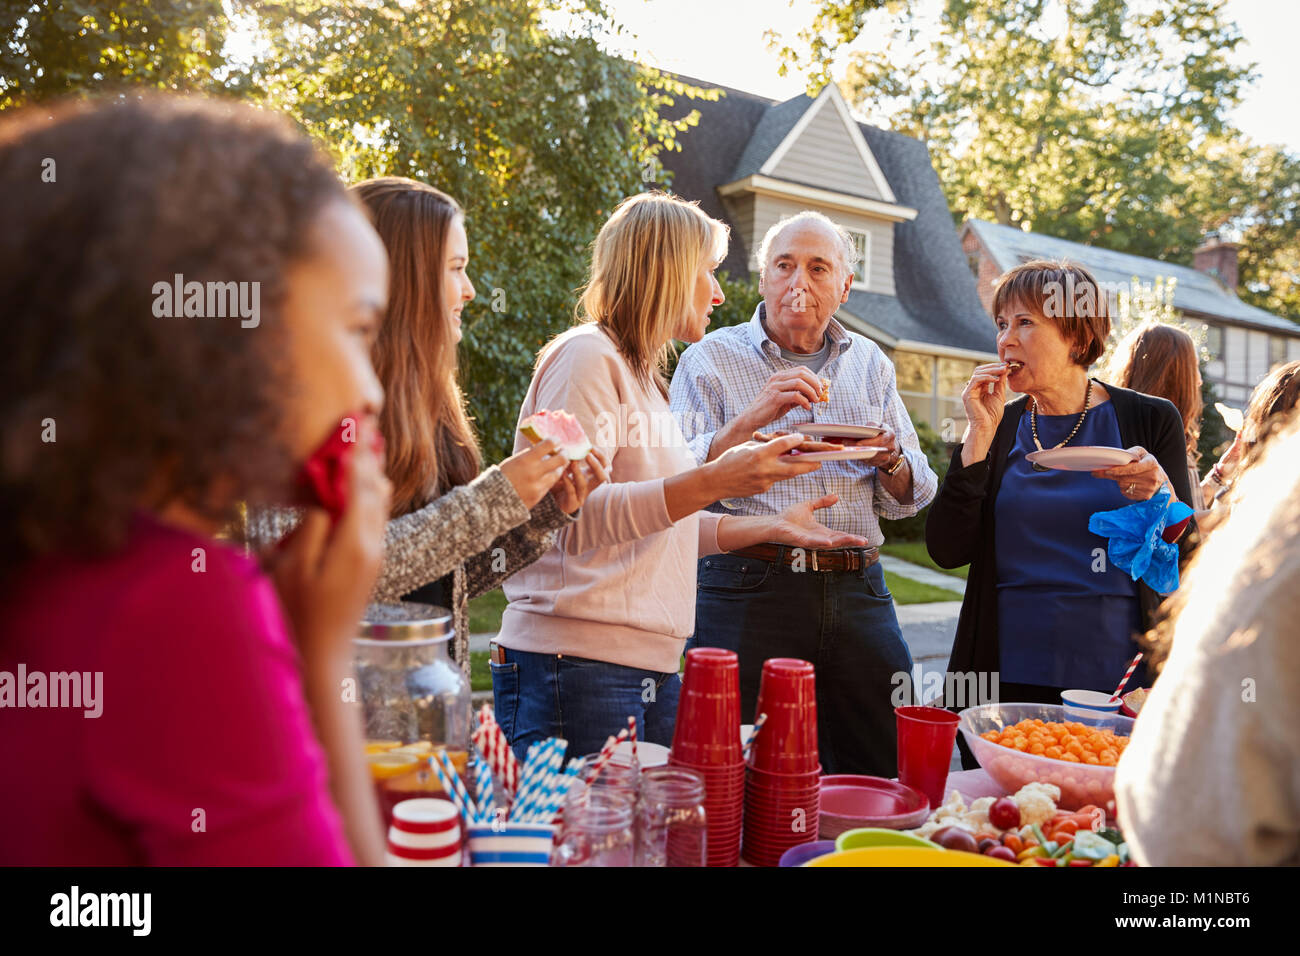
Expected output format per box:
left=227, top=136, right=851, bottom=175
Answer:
left=958, top=704, right=1134, bottom=817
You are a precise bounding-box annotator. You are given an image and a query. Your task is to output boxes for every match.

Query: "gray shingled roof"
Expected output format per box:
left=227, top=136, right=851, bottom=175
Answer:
left=656, top=76, right=996, bottom=355
left=965, top=219, right=1297, bottom=335
left=728, top=94, right=814, bottom=182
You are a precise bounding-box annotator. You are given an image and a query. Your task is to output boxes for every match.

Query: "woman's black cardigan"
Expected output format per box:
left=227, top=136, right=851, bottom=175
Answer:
left=925, top=381, right=1194, bottom=683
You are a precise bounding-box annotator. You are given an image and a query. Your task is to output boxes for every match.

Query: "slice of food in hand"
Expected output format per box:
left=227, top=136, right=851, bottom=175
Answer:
left=1121, top=687, right=1148, bottom=715
left=294, top=413, right=385, bottom=522
left=519, top=409, right=593, bottom=461
left=817, top=377, right=832, bottom=403
left=752, top=429, right=843, bottom=453
left=1214, top=402, right=1243, bottom=433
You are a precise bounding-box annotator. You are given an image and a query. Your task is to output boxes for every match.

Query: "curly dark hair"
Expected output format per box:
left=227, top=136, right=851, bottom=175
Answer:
left=0, top=94, right=350, bottom=572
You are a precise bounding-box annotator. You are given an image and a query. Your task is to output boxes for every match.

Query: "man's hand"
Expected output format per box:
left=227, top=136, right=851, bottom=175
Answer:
left=745, top=367, right=826, bottom=424
left=706, top=368, right=825, bottom=461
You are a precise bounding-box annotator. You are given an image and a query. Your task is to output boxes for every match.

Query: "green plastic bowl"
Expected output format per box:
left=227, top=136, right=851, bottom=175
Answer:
left=834, top=827, right=940, bottom=853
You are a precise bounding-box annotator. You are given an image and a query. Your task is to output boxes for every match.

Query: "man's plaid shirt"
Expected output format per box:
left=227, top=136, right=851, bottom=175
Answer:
left=669, top=302, right=938, bottom=547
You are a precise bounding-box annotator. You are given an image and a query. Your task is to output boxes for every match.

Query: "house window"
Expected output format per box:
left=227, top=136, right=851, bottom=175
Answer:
left=847, top=228, right=871, bottom=290
left=1204, top=324, right=1223, bottom=360
left=895, top=351, right=976, bottom=437
left=1270, top=335, right=1288, bottom=369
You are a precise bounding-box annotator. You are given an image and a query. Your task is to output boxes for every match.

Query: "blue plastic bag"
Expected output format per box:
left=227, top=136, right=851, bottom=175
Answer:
left=1088, top=485, right=1194, bottom=594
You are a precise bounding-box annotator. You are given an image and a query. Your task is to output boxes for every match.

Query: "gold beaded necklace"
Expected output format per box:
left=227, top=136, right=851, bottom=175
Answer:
left=1030, top=379, right=1093, bottom=472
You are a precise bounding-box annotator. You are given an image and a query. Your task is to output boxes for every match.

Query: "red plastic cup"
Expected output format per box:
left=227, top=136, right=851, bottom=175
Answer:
left=749, top=659, right=818, bottom=773
left=895, top=705, right=960, bottom=811
left=671, top=649, right=742, bottom=764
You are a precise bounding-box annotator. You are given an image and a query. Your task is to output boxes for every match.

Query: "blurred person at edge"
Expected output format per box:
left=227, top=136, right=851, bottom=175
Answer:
left=1105, top=322, right=1206, bottom=512
left=671, top=210, right=937, bottom=778
left=0, top=96, right=390, bottom=865
left=1116, top=408, right=1300, bottom=865
left=926, top=261, right=1194, bottom=769
left=493, top=193, right=867, bottom=762
left=1199, top=360, right=1300, bottom=522
left=243, top=176, right=609, bottom=674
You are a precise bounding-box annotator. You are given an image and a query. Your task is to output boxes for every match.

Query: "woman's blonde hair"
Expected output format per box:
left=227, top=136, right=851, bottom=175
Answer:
left=569, top=191, right=728, bottom=396
left=351, top=177, right=482, bottom=517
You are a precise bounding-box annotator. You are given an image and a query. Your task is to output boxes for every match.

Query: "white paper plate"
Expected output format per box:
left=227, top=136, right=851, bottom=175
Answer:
left=781, top=447, right=885, bottom=462
left=614, top=740, right=669, bottom=769
left=1024, top=446, right=1138, bottom=471
left=796, top=422, right=885, bottom=440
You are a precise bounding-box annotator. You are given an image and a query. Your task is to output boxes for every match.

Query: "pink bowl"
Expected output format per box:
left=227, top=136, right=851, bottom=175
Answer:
left=958, top=702, right=1132, bottom=815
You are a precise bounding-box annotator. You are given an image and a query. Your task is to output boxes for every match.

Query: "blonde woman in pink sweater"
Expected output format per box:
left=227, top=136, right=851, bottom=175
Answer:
left=492, top=192, right=867, bottom=759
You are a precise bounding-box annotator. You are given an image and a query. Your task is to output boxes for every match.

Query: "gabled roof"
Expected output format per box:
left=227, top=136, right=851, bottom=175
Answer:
left=657, top=76, right=996, bottom=355
left=964, top=219, right=1298, bottom=336
left=729, top=84, right=896, bottom=203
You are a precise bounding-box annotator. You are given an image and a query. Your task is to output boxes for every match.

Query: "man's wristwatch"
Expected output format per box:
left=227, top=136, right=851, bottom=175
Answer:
left=882, top=447, right=907, bottom=476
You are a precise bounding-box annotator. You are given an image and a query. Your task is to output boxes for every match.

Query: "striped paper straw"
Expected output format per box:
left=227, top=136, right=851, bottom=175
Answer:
left=742, top=712, right=768, bottom=762
left=521, top=738, right=567, bottom=822
left=1109, top=653, right=1143, bottom=701
left=428, top=753, right=474, bottom=825
left=510, top=739, right=557, bottom=822
left=583, top=728, right=630, bottom=786
left=439, top=750, right=479, bottom=824
left=472, top=752, right=495, bottom=821
left=519, top=754, right=559, bottom=823
left=627, top=715, right=638, bottom=765
left=535, top=758, right=586, bottom=825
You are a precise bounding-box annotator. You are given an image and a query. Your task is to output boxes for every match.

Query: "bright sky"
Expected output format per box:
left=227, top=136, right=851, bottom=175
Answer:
left=598, top=0, right=1300, bottom=153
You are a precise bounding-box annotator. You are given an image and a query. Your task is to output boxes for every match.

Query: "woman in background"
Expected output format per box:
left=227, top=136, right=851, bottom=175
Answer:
left=1106, top=322, right=1206, bottom=511
left=245, top=177, right=608, bottom=672
left=1200, top=359, right=1300, bottom=515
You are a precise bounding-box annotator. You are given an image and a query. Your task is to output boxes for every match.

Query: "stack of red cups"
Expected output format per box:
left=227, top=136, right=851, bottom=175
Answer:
left=742, top=658, right=821, bottom=867
left=668, top=647, right=744, bottom=867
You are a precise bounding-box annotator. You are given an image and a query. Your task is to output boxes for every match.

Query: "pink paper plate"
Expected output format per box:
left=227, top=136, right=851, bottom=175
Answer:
left=817, top=775, right=929, bottom=829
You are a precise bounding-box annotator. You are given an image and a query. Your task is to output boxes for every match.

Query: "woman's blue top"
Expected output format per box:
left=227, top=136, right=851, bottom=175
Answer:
left=995, top=399, right=1144, bottom=690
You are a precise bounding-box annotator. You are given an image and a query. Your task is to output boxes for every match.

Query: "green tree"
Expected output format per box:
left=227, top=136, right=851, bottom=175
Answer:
left=777, top=0, right=1298, bottom=323
left=1, top=1, right=230, bottom=108
left=250, top=0, right=716, bottom=458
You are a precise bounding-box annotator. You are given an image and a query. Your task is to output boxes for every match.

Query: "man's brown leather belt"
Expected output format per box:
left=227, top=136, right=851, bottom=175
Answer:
left=728, top=544, right=880, bottom=573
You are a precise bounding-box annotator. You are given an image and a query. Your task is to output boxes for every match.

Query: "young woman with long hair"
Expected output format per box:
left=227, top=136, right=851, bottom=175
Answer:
left=245, top=177, right=607, bottom=671
left=1106, top=322, right=1206, bottom=509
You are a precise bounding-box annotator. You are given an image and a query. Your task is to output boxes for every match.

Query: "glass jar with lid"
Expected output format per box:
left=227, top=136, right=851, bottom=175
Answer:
left=356, top=603, right=472, bottom=819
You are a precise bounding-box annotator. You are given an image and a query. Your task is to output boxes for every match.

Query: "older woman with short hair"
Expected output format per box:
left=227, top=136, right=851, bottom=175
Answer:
left=927, top=261, right=1193, bottom=749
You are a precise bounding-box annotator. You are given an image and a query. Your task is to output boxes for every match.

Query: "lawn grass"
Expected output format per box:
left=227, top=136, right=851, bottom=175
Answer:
left=469, top=650, right=491, bottom=693
left=468, top=588, right=508, bottom=633
left=881, top=540, right=969, bottom=581
left=883, top=570, right=963, bottom=604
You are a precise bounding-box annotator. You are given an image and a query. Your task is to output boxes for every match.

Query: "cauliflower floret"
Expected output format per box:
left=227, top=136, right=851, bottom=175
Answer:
left=1012, top=782, right=1060, bottom=828
left=963, top=796, right=994, bottom=829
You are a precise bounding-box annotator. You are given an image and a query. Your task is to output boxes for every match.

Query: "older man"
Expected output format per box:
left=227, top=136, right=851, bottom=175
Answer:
left=669, top=210, right=937, bottom=777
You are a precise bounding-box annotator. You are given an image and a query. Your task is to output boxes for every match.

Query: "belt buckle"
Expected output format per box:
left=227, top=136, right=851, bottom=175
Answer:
left=810, top=549, right=820, bottom=572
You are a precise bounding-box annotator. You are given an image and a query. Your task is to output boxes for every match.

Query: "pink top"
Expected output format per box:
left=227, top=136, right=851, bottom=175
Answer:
left=499, top=324, right=723, bottom=673
left=0, top=515, right=354, bottom=865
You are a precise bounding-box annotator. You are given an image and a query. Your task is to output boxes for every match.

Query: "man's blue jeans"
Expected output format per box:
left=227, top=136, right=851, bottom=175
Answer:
left=690, top=551, right=912, bottom=777
left=490, top=648, right=682, bottom=765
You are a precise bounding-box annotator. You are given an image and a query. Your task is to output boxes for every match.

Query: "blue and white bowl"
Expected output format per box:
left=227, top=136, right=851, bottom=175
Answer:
left=466, top=823, right=556, bottom=867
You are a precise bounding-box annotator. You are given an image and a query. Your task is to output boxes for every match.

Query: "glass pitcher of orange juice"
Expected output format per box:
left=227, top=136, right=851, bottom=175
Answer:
left=356, top=604, right=472, bottom=821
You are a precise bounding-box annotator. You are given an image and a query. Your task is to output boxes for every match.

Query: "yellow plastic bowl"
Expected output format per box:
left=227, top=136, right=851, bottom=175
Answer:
left=806, top=846, right=1018, bottom=867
